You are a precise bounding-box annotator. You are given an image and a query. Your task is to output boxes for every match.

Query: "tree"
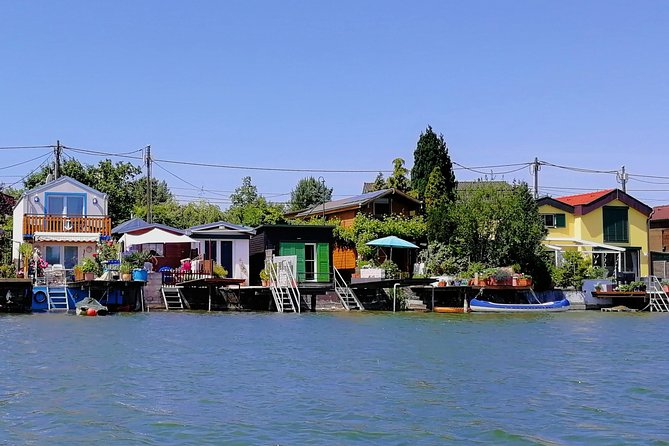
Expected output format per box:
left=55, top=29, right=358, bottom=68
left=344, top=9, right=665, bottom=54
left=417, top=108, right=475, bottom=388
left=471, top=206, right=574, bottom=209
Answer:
left=424, top=166, right=447, bottom=211
left=442, top=181, right=551, bottom=288
left=289, top=177, right=333, bottom=211
left=224, top=176, right=286, bottom=227
left=386, top=158, right=410, bottom=192
left=367, top=172, right=386, bottom=192
left=411, top=126, right=456, bottom=201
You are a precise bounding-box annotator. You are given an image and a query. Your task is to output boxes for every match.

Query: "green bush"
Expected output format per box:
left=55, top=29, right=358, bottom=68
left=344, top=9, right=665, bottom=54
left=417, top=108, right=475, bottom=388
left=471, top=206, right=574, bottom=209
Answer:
left=213, top=263, right=228, bottom=278
left=0, top=264, right=17, bottom=278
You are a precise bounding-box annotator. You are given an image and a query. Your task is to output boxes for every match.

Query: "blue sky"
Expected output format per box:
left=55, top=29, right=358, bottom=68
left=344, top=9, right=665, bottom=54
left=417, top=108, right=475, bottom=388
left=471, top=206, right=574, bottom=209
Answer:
left=1, top=1, right=668, bottom=206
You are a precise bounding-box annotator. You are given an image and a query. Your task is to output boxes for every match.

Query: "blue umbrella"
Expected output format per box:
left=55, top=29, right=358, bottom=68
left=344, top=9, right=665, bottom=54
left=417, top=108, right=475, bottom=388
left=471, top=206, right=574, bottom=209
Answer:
left=366, top=236, right=419, bottom=262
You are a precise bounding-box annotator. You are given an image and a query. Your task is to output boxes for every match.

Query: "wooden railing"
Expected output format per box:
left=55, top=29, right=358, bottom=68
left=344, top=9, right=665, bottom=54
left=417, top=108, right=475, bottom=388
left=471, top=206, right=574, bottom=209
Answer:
left=23, top=214, right=112, bottom=236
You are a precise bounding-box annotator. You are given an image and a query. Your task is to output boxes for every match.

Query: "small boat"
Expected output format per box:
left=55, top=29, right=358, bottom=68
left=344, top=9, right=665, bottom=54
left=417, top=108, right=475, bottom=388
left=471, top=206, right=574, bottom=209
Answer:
left=75, top=297, right=109, bottom=316
left=469, top=297, right=570, bottom=313
left=434, top=306, right=469, bottom=313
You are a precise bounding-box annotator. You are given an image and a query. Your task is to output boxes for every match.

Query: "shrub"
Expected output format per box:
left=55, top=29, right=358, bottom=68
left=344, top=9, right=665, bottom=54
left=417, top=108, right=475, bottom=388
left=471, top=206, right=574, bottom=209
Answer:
left=212, top=263, right=228, bottom=278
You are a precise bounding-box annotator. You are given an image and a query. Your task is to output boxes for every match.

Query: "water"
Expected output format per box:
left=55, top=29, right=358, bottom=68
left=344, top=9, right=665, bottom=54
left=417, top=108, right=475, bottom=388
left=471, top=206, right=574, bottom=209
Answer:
left=1, top=311, right=669, bottom=445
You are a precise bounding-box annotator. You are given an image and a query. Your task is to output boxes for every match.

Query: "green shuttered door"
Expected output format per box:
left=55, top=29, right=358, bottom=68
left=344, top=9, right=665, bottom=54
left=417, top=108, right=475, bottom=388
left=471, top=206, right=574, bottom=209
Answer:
left=317, top=243, right=330, bottom=282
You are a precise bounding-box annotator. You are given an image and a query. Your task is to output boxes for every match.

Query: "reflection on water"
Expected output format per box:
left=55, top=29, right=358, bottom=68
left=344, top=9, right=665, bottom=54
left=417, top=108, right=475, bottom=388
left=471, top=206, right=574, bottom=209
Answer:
left=1, top=311, right=668, bottom=445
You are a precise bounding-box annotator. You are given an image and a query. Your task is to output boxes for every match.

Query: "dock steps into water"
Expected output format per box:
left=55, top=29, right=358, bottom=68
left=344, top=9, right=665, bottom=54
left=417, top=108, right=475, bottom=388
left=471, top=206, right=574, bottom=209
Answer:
left=267, top=260, right=300, bottom=313
left=645, top=276, right=669, bottom=312
left=47, top=286, right=69, bottom=311
left=161, top=287, right=187, bottom=310
left=602, top=306, right=638, bottom=312
left=333, top=267, right=363, bottom=311
left=405, top=298, right=428, bottom=311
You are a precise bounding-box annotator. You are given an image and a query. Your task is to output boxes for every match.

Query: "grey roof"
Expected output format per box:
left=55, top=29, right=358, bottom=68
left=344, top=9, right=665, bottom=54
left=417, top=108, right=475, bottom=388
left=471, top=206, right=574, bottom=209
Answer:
left=295, top=188, right=420, bottom=218
left=21, top=176, right=108, bottom=201
left=186, top=221, right=255, bottom=235
left=112, top=217, right=185, bottom=235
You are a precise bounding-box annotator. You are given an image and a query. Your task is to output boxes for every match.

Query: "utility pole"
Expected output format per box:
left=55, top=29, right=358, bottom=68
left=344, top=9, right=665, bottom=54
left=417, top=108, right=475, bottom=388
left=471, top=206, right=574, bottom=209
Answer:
left=145, top=145, right=152, bottom=223
left=531, top=157, right=541, bottom=198
left=617, top=165, right=628, bottom=192
left=54, top=140, right=62, bottom=180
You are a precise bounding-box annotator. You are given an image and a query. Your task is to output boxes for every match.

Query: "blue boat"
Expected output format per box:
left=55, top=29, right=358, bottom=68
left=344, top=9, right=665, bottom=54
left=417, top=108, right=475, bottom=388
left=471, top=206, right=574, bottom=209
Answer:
left=469, top=297, right=570, bottom=313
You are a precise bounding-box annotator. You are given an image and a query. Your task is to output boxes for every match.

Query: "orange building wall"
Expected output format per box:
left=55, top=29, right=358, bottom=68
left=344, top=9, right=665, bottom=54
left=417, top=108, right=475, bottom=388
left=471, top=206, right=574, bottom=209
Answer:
left=333, top=246, right=356, bottom=270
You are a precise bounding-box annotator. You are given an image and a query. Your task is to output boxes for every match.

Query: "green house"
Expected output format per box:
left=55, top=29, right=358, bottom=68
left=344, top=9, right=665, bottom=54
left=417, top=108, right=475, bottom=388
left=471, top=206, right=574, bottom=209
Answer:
left=250, top=225, right=335, bottom=284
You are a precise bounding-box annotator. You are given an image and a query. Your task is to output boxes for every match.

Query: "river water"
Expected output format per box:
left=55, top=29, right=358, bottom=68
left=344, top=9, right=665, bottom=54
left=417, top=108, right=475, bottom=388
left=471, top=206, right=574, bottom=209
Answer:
left=1, top=311, right=668, bottom=445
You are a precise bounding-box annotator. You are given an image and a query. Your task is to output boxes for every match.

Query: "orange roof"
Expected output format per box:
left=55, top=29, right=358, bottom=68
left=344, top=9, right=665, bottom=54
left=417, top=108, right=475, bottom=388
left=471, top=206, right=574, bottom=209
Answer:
left=554, top=189, right=615, bottom=206
left=652, top=205, right=669, bottom=221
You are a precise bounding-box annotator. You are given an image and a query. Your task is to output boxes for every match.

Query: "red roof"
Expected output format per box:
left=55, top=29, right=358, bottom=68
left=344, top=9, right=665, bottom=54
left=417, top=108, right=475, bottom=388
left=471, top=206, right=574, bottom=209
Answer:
left=554, top=189, right=615, bottom=206
left=652, top=205, right=669, bottom=221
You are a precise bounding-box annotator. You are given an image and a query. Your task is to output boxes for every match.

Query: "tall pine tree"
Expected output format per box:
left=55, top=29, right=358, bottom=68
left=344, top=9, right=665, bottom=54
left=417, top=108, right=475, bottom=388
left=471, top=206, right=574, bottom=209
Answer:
left=410, top=126, right=456, bottom=202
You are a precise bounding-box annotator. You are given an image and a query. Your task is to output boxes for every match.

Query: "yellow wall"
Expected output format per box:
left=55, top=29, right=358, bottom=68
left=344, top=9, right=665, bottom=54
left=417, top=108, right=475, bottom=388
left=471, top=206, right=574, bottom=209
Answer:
left=539, top=199, right=650, bottom=276
left=538, top=204, right=575, bottom=238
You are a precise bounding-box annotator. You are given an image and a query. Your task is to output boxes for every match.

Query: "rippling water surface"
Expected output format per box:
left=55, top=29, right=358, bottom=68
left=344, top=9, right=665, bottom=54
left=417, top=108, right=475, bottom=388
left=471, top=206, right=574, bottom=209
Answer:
left=1, top=311, right=669, bottom=445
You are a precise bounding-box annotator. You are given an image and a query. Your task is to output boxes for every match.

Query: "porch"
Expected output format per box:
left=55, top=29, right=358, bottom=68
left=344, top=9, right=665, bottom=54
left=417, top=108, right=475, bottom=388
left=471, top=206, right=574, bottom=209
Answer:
left=23, top=214, right=111, bottom=237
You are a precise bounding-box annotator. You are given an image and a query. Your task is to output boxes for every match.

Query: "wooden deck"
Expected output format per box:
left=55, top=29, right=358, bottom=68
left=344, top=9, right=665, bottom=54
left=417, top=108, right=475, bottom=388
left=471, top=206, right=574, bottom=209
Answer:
left=23, top=214, right=111, bottom=236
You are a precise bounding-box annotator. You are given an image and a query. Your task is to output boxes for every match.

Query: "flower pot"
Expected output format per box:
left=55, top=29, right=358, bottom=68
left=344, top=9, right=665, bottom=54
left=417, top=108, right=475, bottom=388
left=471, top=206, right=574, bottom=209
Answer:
left=74, top=269, right=84, bottom=281
left=512, top=277, right=518, bottom=287
left=663, top=285, right=669, bottom=293
left=132, top=269, right=148, bottom=282
left=122, top=273, right=132, bottom=281
left=261, top=279, right=269, bottom=287
left=84, top=272, right=95, bottom=281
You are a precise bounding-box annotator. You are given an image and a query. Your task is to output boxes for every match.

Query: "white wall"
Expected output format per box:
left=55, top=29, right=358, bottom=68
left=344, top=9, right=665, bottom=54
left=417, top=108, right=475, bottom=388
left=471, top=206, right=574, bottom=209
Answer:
left=232, top=239, right=250, bottom=284
left=24, top=181, right=107, bottom=216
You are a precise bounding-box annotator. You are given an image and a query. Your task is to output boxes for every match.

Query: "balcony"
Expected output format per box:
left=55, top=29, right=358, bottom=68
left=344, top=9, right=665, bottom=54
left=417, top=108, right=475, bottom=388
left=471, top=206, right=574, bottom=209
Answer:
left=23, top=214, right=112, bottom=238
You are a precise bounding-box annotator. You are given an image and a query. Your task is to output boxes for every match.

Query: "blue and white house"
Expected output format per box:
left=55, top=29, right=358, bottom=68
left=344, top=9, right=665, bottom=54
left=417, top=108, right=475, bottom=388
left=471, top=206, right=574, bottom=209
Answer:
left=12, top=176, right=110, bottom=268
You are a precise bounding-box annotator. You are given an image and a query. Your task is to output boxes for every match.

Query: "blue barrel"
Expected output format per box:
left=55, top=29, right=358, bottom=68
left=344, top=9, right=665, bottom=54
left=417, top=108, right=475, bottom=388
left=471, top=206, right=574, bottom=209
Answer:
left=132, top=269, right=148, bottom=282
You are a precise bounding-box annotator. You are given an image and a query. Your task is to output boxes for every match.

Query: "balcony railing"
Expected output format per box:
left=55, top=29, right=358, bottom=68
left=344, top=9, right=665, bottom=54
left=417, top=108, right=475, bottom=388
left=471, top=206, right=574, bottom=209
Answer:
left=23, top=214, right=112, bottom=236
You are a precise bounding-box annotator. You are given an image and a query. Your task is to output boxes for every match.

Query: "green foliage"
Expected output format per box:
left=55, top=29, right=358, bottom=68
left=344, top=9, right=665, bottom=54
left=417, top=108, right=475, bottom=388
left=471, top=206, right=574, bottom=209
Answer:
left=418, top=241, right=466, bottom=276
left=224, top=177, right=286, bottom=227
left=79, top=257, right=101, bottom=275
left=259, top=268, right=269, bottom=281
left=410, top=126, right=456, bottom=201
left=367, top=172, right=386, bottom=192
left=96, top=240, right=120, bottom=262
left=424, top=166, right=448, bottom=211
left=289, top=176, right=333, bottom=212
left=386, top=158, right=410, bottom=192
left=334, top=214, right=427, bottom=260
left=119, top=262, right=133, bottom=275
left=0, top=264, right=17, bottom=278
left=212, top=263, right=228, bottom=278
left=552, top=251, right=604, bottom=289
left=379, top=259, right=400, bottom=279
left=123, top=251, right=152, bottom=269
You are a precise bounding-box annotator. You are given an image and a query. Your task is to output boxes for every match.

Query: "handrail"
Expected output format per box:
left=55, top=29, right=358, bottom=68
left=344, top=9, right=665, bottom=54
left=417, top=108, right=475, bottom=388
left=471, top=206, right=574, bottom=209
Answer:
left=23, top=214, right=111, bottom=236
left=644, top=276, right=669, bottom=312
left=283, top=261, right=301, bottom=313
left=333, top=266, right=363, bottom=311
left=267, top=260, right=284, bottom=312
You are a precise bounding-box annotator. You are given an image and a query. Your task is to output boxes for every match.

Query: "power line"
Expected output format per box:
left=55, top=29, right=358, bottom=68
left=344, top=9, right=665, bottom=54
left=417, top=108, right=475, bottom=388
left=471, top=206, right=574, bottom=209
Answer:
left=538, top=160, right=618, bottom=175
left=6, top=156, right=53, bottom=188
left=0, top=145, right=54, bottom=150
left=0, top=152, right=52, bottom=171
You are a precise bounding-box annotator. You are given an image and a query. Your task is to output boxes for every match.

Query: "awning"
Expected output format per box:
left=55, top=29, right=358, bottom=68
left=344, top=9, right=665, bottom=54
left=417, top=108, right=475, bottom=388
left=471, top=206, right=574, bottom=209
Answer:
left=120, top=228, right=196, bottom=247
left=366, top=236, right=419, bottom=249
left=542, top=237, right=626, bottom=252
left=34, top=232, right=100, bottom=243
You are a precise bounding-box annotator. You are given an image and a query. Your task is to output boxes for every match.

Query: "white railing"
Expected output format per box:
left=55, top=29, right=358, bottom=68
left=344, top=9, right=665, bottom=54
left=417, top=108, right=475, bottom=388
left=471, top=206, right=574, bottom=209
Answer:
left=644, top=276, right=669, bottom=312
left=333, top=266, right=363, bottom=311
left=267, top=259, right=301, bottom=313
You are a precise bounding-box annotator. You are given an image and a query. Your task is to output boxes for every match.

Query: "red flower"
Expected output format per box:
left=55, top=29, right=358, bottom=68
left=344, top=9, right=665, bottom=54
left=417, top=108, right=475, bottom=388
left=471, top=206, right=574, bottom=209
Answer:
left=92, top=253, right=98, bottom=257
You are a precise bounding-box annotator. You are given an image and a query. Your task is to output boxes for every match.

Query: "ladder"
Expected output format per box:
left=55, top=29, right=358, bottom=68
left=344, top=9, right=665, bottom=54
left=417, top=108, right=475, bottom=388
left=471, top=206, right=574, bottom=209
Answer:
left=333, top=266, right=363, bottom=311
left=644, top=276, right=669, bottom=312
left=268, top=260, right=300, bottom=313
left=161, top=286, right=188, bottom=310
left=47, top=286, right=69, bottom=311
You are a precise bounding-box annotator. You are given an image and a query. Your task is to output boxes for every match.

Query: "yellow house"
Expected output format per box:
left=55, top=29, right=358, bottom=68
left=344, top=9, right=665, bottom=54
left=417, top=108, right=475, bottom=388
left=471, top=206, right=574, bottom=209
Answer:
left=537, top=189, right=653, bottom=279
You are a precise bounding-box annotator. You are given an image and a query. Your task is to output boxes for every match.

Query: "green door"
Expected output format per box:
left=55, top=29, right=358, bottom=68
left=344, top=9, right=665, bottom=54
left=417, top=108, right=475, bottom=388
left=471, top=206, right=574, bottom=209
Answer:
left=279, top=242, right=306, bottom=282
left=317, top=243, right=330, bottom=283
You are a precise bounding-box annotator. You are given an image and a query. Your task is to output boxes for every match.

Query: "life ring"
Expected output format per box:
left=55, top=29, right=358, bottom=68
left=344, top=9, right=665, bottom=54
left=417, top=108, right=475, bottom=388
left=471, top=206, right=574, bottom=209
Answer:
left=34, top=291, right=47, bottom=304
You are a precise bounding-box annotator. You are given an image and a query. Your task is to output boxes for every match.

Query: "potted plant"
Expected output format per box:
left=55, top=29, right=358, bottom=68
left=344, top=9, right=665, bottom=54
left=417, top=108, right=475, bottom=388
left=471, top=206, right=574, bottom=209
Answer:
left=662, top=280, right=669, bottom=293
left=80, top=257, right=99, bottom=281
left=259, top=268, right=270, bottom=286
left=73, top=265, right=83, bottom=282
left=491, top=269, right=512, bottom=286
left=119, top=262, right=133, bottom=281
left=212, top=263, right=228, bottom=278
left=594, top=282, right=603, bottom=293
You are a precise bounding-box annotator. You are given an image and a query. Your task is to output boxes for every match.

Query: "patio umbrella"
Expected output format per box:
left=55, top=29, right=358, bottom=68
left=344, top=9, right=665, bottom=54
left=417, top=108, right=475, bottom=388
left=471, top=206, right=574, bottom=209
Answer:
left=366, top=235, right=419, bottom=261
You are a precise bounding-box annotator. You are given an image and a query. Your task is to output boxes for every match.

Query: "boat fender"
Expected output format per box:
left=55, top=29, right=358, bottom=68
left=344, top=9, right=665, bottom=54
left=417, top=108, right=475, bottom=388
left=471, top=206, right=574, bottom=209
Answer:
left=33, top=292, right=47, bottom=304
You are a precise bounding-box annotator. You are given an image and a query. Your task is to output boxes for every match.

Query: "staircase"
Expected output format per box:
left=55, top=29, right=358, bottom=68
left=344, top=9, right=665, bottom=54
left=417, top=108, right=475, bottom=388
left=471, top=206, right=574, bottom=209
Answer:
left=333, top=267, right=363, bottom=311
left=268, top=260, right=300, bottom=313
left=47, top=286, right=69, bottom=311
left=645, top=276, right=669, bottom=312
left=161, top=287, right=188, bottom=310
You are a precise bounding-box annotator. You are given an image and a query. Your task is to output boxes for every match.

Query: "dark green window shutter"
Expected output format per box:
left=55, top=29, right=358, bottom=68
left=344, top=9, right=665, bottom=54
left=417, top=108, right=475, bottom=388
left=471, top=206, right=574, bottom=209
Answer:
left=279, top=242, right=306, bottom=281
left=603, top=207, right=628, bottom=243
left=554, top=214, right=566, bottom=228
left=317, top=243, right=330, bottom=282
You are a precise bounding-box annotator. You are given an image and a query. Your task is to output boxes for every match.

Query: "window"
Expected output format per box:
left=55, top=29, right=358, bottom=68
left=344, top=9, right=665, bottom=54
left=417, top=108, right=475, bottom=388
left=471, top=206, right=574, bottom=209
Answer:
left=141, top=243, right=164, bottom=256
left=540, top=213, right=566, bottom=228
left=603, top=206, right=628, bottom=243
left=373, top=199, right=391, bottom=216
left=46, top=194, right=85, bottom=216
left=304, top=243, right=316, bottom=281
left=44, top=245, right=79, bottom=269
